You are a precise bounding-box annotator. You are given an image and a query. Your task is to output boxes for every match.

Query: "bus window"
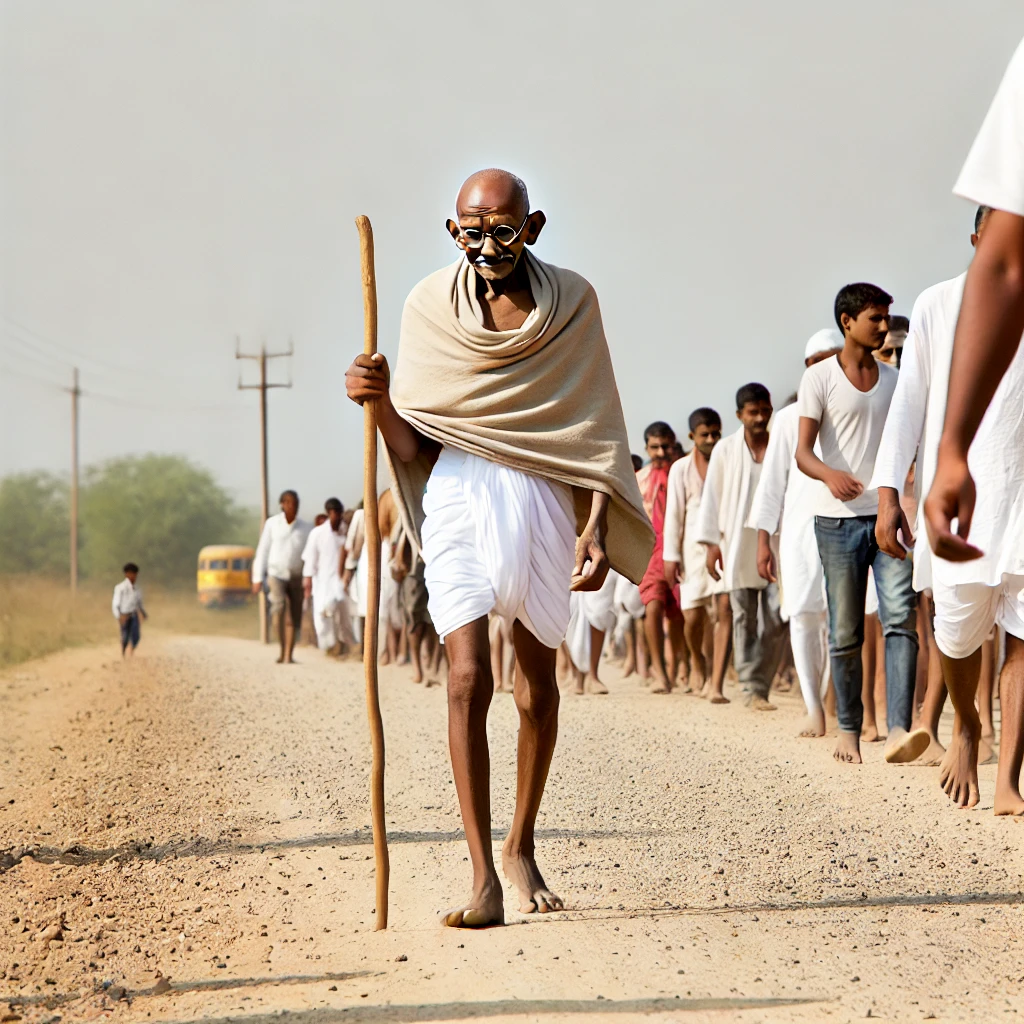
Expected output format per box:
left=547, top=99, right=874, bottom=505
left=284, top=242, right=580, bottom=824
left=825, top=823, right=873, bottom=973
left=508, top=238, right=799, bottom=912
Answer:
left=231, top=558, right=245, bottom=570
left=198, top=560, right=208, bottom=570
left=209, top=559, right=229, bottom=570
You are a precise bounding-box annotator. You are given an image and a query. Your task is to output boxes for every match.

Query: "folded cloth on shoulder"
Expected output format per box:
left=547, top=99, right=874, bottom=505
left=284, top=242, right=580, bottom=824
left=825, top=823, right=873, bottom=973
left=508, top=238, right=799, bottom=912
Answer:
left=385, top=252, right=654, bottom=585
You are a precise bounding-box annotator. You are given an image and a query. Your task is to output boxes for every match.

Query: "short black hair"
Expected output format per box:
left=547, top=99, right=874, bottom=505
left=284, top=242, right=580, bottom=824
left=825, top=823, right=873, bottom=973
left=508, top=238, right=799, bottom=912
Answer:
left=689, top=407, right=721, bottom=432
left=888, top=315, right=909, bottom=334
left=976, top=205, right=992, bottom=234
left=324, top=497, right=343, bottom=513
left=736, top=383, right=770, bottom=410
left=123, top=562, right=139, bottom=574
left=643, top=421, right=675, bottom=443
left=279, top=489, right=299, bottom=505
left=834, top=282, right=893, bottom=331
left=630, top=453, right=643, bottom=472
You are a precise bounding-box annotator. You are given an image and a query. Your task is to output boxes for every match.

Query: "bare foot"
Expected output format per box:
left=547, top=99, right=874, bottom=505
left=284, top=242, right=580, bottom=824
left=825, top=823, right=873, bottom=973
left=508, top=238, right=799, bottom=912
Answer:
left=708, top=691, right=730, bottom=705
left=501, top=843, right=564, bottom=915
left=834, top=731, right=862, bottom=764
left=586, top=674, right=609, bottom=695
left=861, top=720, right=881, bottom=743
left=441, top=878, right=505, bottom=928
left=885, top=727, right=931, bottom=764
left=798, top=708, right=826, bottom=738
left=748, top=695, right=776, bottom=712
left=574, top=673, right=585, bottom=695
left=918, top=735, right=947, bottom=766
left=276, top=654, right=285, bottom=664
left=994, top=782, right=1024, bottom=817
left=651, top=685, right=672, bottom=695
left=774, top=677, right=794, bottom=694
left=938, top=719, right=981, bottom=808
left=979, top=738, right=998, bottom=766
left=412, top=669, right=424, bottom=684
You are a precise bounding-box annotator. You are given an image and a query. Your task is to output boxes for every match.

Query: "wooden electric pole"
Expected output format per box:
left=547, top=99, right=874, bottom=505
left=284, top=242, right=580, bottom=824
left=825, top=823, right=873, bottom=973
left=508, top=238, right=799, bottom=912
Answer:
left=68, top=367, right=80, bottom=597
left=236, top=340, right=293, bottom=643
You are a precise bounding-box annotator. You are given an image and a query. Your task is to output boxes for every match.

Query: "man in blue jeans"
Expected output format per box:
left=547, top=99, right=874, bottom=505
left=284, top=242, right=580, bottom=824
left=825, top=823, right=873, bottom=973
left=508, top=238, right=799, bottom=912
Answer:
left=796, top=282, right=930, bottom=766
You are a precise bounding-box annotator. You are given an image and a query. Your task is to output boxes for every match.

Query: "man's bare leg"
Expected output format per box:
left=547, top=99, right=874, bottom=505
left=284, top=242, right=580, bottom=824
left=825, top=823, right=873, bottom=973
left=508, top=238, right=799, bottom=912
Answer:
left=489, top=617, right=506, bottom=692
left=667, top=616, right=686, bottom=692
left=441, top=617, right=504, bottom=927
left=861, top=613, right=881, bottom=742
left=995, top=635, right=1024, bottom=815
left=273, top=608, right=286, bottom=664
left=502, top=620, right=564, bottom=914
left=644, top=600, right=673, bottom=693
left=586, top=626, right=609, bottom=694
left=637, top=624, right=651, bottom=680
left=705, top=593, right=732, bottom=703
left=409, top=622, right=426, bottom=684
left=683, top=606, right=709, bottom=694
left=917, top=639, right=948, bottom=765
left=938, top=647, right=984, bottom=809
left=979, top=636, right=997, bottom=753
left=622, top=619, right=637, bottom=678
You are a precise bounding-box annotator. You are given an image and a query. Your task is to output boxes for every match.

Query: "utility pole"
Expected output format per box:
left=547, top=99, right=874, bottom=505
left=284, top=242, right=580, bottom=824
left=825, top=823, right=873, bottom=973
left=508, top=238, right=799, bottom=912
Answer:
left=236, top=339, right=293, bottom=643
left=68, top=367, right=80, bottom=597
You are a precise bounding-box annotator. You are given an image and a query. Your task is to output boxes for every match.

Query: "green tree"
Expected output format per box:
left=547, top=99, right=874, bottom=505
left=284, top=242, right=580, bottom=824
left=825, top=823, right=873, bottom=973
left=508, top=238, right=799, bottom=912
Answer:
left=79, top=455, right=245, bottom=586
left=0, top=471, right=70, bottom=575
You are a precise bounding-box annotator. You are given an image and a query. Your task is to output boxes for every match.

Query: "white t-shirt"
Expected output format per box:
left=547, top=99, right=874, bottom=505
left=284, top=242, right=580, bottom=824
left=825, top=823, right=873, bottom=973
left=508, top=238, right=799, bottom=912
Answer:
left=797, top=355, right=898, bottom=519
left=954, top=37, right=1024, bottom=215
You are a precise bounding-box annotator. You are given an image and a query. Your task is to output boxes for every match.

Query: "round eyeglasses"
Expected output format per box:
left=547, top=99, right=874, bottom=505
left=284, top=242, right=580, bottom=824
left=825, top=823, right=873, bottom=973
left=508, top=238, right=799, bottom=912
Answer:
left=455, top=215, right=529, bottom=250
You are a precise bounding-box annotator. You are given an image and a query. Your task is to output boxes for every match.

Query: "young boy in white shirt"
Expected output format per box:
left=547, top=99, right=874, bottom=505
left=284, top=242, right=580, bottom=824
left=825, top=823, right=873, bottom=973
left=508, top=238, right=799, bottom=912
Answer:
left=796, top=283, right=929, bottom=766
left=112, top=562, right=148, bottom=657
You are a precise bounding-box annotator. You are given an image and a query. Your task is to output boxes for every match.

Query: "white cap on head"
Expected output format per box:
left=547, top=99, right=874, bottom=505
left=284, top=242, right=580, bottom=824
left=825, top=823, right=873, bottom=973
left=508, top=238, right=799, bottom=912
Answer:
left=804, top=328, right=843, bottom=362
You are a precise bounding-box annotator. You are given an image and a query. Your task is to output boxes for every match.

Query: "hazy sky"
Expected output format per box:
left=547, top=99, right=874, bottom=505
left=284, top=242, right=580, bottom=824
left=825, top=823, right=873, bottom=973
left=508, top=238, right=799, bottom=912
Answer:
left=3, top=1, right=1023, bottom=519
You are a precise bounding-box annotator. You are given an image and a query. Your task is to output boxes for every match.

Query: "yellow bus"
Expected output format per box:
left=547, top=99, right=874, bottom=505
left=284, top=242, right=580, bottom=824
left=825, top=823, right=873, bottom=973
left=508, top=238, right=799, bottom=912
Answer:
left=197, top=545, right=255, bottom=607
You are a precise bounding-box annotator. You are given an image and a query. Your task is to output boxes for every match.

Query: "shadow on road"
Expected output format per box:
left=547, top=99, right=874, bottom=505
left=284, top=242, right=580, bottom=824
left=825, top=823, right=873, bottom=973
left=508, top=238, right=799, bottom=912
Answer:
left=0, top=826, right=656, bottom=871
left=158, top=996, right=824, bottom=1024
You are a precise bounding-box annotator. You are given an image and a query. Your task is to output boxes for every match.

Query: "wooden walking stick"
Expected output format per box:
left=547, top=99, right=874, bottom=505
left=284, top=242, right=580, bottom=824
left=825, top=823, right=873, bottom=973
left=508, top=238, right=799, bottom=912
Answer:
left=356, top=214, right=389, bottom=930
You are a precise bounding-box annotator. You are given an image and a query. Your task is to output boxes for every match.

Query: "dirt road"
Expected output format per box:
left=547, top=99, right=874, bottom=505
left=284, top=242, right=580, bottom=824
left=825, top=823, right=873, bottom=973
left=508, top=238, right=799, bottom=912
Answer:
left=1, top=635, right=1022, bottom=1023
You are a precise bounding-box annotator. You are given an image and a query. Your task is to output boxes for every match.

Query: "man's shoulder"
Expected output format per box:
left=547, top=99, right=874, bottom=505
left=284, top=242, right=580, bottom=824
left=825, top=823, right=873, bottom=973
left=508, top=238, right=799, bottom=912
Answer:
left=773, top=402, right=801, bottom=428
left=406, top=260, right=461, bottom=307
left=912, top=274, right=965, bottom=322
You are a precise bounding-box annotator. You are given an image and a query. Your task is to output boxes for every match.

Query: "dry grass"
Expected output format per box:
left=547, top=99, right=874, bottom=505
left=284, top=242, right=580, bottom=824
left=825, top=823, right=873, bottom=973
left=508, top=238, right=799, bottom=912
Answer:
left=0, top=575, right=259, bottom=668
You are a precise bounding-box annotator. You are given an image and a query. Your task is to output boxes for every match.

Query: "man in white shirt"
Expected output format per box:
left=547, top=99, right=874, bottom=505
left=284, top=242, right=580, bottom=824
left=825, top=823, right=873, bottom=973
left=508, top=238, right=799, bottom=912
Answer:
left=663, top=407, right=728, bottom=699
left=923, top=39, right=1024, bottom=817
left=878, top=206, right=1024, bottom=813
left=750, top=329, right=842, bottom=738
left=252, top=489, right=312, bottom=664
left=796, top=283, right=929, bottom=767
left=302, top=497, right=354, bottom=656
left=112, top=561, right=148, bottom=657
left=696, top=384, right=785, bottom=710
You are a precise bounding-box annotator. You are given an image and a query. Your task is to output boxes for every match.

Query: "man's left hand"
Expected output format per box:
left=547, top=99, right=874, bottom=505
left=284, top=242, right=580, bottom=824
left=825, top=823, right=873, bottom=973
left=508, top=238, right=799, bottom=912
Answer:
left=571, top=524, right=609, bottom=592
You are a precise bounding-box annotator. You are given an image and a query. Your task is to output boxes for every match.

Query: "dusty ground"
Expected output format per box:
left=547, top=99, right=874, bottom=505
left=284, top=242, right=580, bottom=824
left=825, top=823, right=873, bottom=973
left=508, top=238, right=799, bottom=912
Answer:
left=1, top=635, right=1022, bottom=1024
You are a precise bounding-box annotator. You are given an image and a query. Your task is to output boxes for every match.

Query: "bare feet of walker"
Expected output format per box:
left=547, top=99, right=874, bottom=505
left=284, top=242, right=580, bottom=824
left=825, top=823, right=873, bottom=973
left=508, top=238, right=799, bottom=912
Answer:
left=707, top=689, right=730, bottom=705
left=585, top=673, right=609, bottom=695
left=440, top=877, right=505, bottom=928
left=994, top=780, right=1024, bottom=817
left=502, top=841, right=564, bottom=915
left=861, top=719, right=882, bottom=743
left=747, top=695, right=776, bottom=711
left=834, top=731, right=862, bottom=764
left=918, top=734, right=947, bottom=766
left=938, top=717, right=981, bottom=809
left=884, top=727, right=931, bottom=764
left=798, top=708, right=826, bottom=738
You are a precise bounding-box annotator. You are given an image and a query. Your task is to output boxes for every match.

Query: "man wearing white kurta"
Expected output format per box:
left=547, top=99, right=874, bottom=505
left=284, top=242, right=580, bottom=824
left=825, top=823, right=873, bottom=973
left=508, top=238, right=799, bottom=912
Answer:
left=696, top=384, right=785, bottom=709
left=252, top=490, right=312, bottom=665
left=663, top=408, right=728, bottom=698
left=872, top=205, right=1024, bottom=812
left=301, top=498, right=354, bottom=654
left=749, top=329, right=842, bottom=737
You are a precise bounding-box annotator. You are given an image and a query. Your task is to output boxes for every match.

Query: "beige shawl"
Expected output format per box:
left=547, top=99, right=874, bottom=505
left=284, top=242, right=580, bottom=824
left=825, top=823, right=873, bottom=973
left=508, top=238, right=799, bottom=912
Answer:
left=384, top=253, right=654, bottom=584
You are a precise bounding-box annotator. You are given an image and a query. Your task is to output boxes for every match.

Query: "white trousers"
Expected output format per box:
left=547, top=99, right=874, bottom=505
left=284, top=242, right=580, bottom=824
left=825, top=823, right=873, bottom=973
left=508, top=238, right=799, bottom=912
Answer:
left=790, top=610, right=828, bottom=715
left=422, top=449, right=576, bottom=649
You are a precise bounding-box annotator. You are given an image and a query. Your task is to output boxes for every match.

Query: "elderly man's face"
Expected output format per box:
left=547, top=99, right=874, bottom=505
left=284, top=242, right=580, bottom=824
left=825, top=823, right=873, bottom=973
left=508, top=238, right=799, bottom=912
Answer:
left=446, top=175, right=545, bottom=282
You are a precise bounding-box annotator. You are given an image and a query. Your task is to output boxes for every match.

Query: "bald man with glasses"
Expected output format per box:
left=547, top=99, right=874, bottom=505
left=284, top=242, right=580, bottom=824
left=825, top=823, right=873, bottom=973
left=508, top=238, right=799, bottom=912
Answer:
left=346, top=168, right=652, bottom=928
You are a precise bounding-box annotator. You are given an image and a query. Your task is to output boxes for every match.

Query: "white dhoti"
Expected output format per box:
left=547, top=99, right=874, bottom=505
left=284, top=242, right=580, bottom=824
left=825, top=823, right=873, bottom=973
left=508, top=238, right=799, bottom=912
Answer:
left=421, top=448, right=576, bottom=649
left=355, top=538, right=401, bottom=630
left=566, top=569, right=620, bottom=671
